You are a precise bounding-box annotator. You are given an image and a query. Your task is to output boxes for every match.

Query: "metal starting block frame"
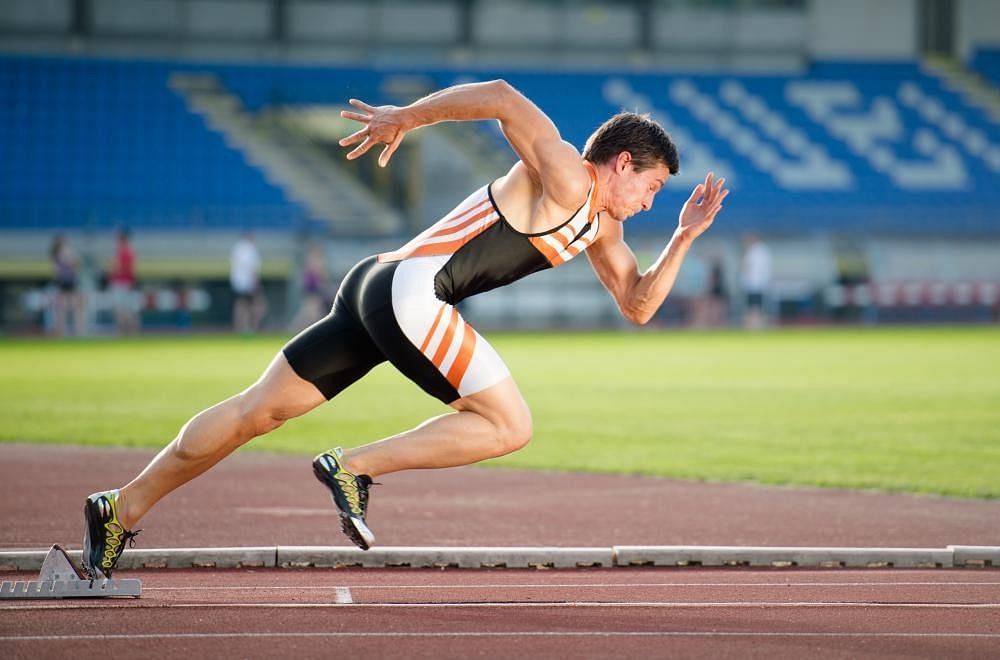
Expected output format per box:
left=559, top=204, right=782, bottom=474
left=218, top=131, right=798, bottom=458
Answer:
left=0, top=544, right=141, bottom=599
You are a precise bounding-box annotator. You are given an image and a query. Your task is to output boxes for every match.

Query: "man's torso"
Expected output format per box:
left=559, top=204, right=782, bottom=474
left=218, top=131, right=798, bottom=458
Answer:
left=378, top=162, right=602, bottom=304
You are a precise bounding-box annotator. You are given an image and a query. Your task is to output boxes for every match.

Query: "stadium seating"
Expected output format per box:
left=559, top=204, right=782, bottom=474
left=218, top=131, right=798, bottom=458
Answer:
left=0, top=55, right=302, bottom=230
left=2, top=54, right=998, bottom=236
left=971, top=47, right=1000, bottom=87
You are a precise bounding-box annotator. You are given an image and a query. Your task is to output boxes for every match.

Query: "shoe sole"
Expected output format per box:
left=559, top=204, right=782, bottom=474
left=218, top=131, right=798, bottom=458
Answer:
left=82, top=497, right=110, bottom=580
left=339, top=512, right=375, bottom=551
left=312, top=460, right=375, bottom=551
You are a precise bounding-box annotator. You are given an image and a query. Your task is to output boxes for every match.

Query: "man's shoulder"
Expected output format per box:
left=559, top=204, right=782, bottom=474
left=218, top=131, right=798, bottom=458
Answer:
left=503, top=158, right=591, bottom=210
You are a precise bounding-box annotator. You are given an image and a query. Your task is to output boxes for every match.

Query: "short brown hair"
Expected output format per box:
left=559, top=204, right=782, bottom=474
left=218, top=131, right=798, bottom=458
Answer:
left=583, top=112, right=679, bottom=175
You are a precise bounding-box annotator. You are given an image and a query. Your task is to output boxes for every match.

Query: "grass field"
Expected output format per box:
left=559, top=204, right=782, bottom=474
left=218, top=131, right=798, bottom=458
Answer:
left=1, top=326, right=998, bottom=498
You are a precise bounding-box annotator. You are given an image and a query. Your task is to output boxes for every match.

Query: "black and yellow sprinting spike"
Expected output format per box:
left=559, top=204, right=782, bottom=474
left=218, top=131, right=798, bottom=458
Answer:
left=82, top=490, right=141, bottom=579
left=312, top=447, right=376, bottom=550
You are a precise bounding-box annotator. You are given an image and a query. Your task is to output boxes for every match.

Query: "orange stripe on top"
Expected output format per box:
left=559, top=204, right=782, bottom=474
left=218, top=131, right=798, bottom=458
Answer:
left=445, top=322, right=477, bottom=390
left=529, top=235, right=562, bottom=264
left=377, top=192, right=493, bottom=264
left=439, top=197, right=492, bottom=228
left=426, top=205, right=495, bottom=241
left=390, top=218, right=499, bottom=262
left=431, top=307, right=460, bottom=368
left=527, top=164, right=600, bottom=266
left=419, top=303, right=448, bottom=354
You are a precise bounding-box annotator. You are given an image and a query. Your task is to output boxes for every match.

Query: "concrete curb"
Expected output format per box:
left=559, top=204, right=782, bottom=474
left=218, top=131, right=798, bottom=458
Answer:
left=1, top=545, right=997, bottom=572
left=613, top=546, right=956, bottom=568
left=277, top=546, right=613, bottom=569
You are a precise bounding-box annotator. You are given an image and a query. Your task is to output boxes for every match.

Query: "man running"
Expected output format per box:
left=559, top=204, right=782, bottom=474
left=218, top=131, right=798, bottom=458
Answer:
left=82, top=79, right=728, bottom=578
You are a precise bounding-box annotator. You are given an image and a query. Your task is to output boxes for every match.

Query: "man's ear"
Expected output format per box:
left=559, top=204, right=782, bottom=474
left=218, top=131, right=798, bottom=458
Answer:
left=615, top=151, right=633, bottom=174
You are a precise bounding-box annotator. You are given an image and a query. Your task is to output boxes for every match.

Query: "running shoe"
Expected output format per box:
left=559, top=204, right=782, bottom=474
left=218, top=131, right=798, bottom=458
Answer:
left=82, top=489, right=141, bottom=579
left=312, top=447, right=375, bottom=550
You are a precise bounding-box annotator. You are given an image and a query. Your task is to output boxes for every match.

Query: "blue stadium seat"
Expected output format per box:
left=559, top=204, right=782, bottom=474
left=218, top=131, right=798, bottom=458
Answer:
left=971, top=47, right=1000, bottom=87
left=1, top=54, right=997, bottom=234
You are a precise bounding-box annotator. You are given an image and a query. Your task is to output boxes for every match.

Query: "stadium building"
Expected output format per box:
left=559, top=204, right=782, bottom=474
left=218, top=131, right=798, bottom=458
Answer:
left=1, top=0, right=998, bottom=333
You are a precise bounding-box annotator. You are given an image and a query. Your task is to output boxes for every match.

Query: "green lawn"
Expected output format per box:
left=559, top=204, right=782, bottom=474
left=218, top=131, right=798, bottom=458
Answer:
left=2, top=327, right=998, bottom=498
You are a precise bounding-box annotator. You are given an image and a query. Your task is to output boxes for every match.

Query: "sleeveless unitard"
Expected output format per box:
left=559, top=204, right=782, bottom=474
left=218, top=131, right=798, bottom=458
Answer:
left=283, top=164, right=601, bottom=404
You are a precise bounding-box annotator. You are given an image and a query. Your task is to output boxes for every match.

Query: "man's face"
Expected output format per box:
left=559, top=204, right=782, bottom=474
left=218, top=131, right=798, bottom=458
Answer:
left=608, top=157, right=671, bottom=222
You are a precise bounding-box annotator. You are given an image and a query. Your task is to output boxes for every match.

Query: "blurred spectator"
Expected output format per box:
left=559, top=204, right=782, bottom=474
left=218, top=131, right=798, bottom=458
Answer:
left=740, top=233, right=771, bottom=329
left=289, top=244, right=330, bottom=331
left=691, top=253, right=729, bottom=328
left=49, top=234, right=86, bottom=337
left=230, top=232, right=265, bottom=333
left=108, top=228, right=140, bottom=335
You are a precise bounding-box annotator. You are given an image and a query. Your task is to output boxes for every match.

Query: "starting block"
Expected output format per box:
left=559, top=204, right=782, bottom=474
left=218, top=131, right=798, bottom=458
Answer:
left=0, top=544, right=141, bottom=600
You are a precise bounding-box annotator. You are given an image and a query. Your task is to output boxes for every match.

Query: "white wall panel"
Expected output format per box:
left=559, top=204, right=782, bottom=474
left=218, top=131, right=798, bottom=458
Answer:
left=475, top=2, right=559, bottom=46
left=563, top=3, right=636, bottom=48
left=185, top=0, right=270, bottom=39
left=93, top=0, right=180, bottom=34
left=0, top=0, right=70, bottom=30
left=376, top=1, right=459, bottom=43
left=290, top=1, right=371, bottom=42
left=957, top=0, right=1000, bottom=61
left=808, top=0, right=917, bottom=60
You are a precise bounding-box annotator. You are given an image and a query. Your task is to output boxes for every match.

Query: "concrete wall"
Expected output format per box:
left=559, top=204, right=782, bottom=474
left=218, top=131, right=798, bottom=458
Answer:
left=6, top=1, right=1000, bottom=70
left=956, top=0, right=1000, bottom=61
left=807, top=0, right=918, bottom=60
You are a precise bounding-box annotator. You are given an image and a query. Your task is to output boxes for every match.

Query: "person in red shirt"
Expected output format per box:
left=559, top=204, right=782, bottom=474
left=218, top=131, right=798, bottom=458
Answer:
left=109, top=228, right=139, bottom=334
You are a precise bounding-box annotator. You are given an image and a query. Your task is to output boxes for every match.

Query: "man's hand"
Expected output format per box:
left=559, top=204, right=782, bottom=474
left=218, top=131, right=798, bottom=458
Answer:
left=339, top=99, right=410, bottom=167
left=677, top=172, right=729, bottom=241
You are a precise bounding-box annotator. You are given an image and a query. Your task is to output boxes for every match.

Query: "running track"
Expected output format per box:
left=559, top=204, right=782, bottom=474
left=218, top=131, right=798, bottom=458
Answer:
left=2, top=568, right=999, bottom=659
left=2, top=444, right=999, bottom=658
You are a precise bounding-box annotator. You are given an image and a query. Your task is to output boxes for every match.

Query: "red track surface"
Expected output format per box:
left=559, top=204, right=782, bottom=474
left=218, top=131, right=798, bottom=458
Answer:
left=2, top=568, right=999, bottom=659
left=2, top=444, right=999, bottom=658
left=3, top=444, right=999, bottom=549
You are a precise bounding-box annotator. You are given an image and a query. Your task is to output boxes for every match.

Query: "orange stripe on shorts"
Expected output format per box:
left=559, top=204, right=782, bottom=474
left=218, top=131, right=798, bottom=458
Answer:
left=431, top=307, right=460, bottom=368
left=420, top=303, right=448, bottom=354
left=445, top=321, right=478, bottom=390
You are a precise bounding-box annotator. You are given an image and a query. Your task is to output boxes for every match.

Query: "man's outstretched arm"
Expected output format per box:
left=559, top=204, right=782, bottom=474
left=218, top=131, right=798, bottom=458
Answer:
left=338, top=80, right=589, bottom=208
left=587, top=172, right=729, bottom=325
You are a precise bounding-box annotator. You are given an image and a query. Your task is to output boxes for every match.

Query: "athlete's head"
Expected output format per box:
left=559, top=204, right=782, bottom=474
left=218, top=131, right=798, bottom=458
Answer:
left=583, top=112, right=679, bottom=221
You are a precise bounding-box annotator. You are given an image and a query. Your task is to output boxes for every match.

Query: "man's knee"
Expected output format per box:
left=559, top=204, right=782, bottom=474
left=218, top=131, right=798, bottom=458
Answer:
left=495, top=404, right=533, bottom=456
left=237, top=390, right=290, bottom=438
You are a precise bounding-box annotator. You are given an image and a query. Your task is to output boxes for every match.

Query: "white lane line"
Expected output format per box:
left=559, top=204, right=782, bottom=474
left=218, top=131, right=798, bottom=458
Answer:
left=334, top=587, right=352, bottom=604
left=5, top=601, right=1000, bottom=610
left=143, top=581, right=1000, bottom=592
left=4, top=632, right=1000, bottom=641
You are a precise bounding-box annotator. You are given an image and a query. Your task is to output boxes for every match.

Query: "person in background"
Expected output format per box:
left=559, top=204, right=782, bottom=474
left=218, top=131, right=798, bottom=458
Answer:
left=740, top=233, right=771, bottom=329
left=49, top=234, right=86, bottom=337
left=289, top=243, right=330, bottom=331
left=108, top=228, right=140, bottom=335
left=230, top=231, right=265, bottom=334
left=691, top=252, right=729, bottom=328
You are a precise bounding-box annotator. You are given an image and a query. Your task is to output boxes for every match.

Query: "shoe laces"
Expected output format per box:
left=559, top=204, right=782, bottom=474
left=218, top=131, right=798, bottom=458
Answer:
left=357, top=476, right=378, bottom=515
left=124, top=529, right=142, bottom=549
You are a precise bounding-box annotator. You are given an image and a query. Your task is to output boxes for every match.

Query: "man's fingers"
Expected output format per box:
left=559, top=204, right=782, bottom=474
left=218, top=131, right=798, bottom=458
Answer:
left=687, top=183, right=705, bottom=204
left=339, top=127, right=368, bottom=147
left=346, top=136, right=375, bottom=160
left=340, top=110, right=371, bottom=123
left=378, top=134, right=404, bottom=168
left=707, top=179, right=727, bottom=203
left=349, top=98, right=377, bottom=112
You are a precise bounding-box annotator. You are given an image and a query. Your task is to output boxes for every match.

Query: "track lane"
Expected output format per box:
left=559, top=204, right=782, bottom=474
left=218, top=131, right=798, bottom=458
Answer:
left=3, top=568, right=999, bottom=659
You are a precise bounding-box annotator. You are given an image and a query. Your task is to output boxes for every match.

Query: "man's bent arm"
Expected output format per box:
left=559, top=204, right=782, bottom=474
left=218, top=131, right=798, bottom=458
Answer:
left=588, top=172, right=728, bottom=325
left=341, top=80, right=588, bottom=206
left=587, top=224, right=694, bottom=326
